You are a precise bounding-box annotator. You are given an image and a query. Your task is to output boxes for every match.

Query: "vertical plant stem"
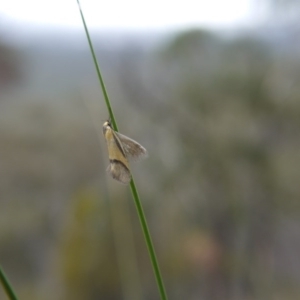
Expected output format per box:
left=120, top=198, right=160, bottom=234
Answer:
left=76, top=0, right=118, bottom=131
left=0, top=266, right=18, bottom=300
left=129, top=180, right=168, bottom=300
left=76, top=1, right=168, bottom=299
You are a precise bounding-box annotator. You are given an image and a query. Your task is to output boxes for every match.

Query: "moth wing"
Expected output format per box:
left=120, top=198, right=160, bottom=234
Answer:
left=107, top=161, right=131, bottom=185
left=114, top=132, right=148, bottom=162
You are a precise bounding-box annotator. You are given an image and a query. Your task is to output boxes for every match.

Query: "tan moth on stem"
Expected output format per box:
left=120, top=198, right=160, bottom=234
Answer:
left=102, top=120, right=148, bottom=184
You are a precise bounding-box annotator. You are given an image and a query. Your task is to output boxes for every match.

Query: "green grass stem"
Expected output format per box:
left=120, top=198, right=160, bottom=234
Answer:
left=129, top=180, right=168, bottom=300
left=0, top=266, right=18, bottom=300
left=76, top=1, right=168, bottom=299
left=76, top=0, right=118, bottom=131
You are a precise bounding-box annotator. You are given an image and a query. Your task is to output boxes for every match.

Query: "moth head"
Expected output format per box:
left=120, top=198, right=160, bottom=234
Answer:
left=102, top=119, right=112, bottom=135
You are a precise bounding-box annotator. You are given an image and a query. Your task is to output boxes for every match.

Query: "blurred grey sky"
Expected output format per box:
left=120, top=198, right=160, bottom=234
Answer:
left=0, top=0, right=266, bottom=31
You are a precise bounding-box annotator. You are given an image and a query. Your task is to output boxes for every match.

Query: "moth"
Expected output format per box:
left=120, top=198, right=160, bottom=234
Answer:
left=102, top=119, right=148, bottom=184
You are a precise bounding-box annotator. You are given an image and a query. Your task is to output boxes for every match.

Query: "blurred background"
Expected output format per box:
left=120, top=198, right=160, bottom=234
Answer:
left=1, top=0, right=300, bottom=299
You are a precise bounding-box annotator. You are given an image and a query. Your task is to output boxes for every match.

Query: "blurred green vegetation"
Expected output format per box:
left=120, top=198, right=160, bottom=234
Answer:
left=0, top=24, right=300, bottom=300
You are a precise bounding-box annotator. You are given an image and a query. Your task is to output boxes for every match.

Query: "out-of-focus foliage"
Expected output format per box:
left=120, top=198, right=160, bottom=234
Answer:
left=117, top=29, right=300, bottom=299
left=0, top=41, right=22, bottom=87
left=59, top=188, right=119, bottom=300
left=0, top=21, right=300, bottom=300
